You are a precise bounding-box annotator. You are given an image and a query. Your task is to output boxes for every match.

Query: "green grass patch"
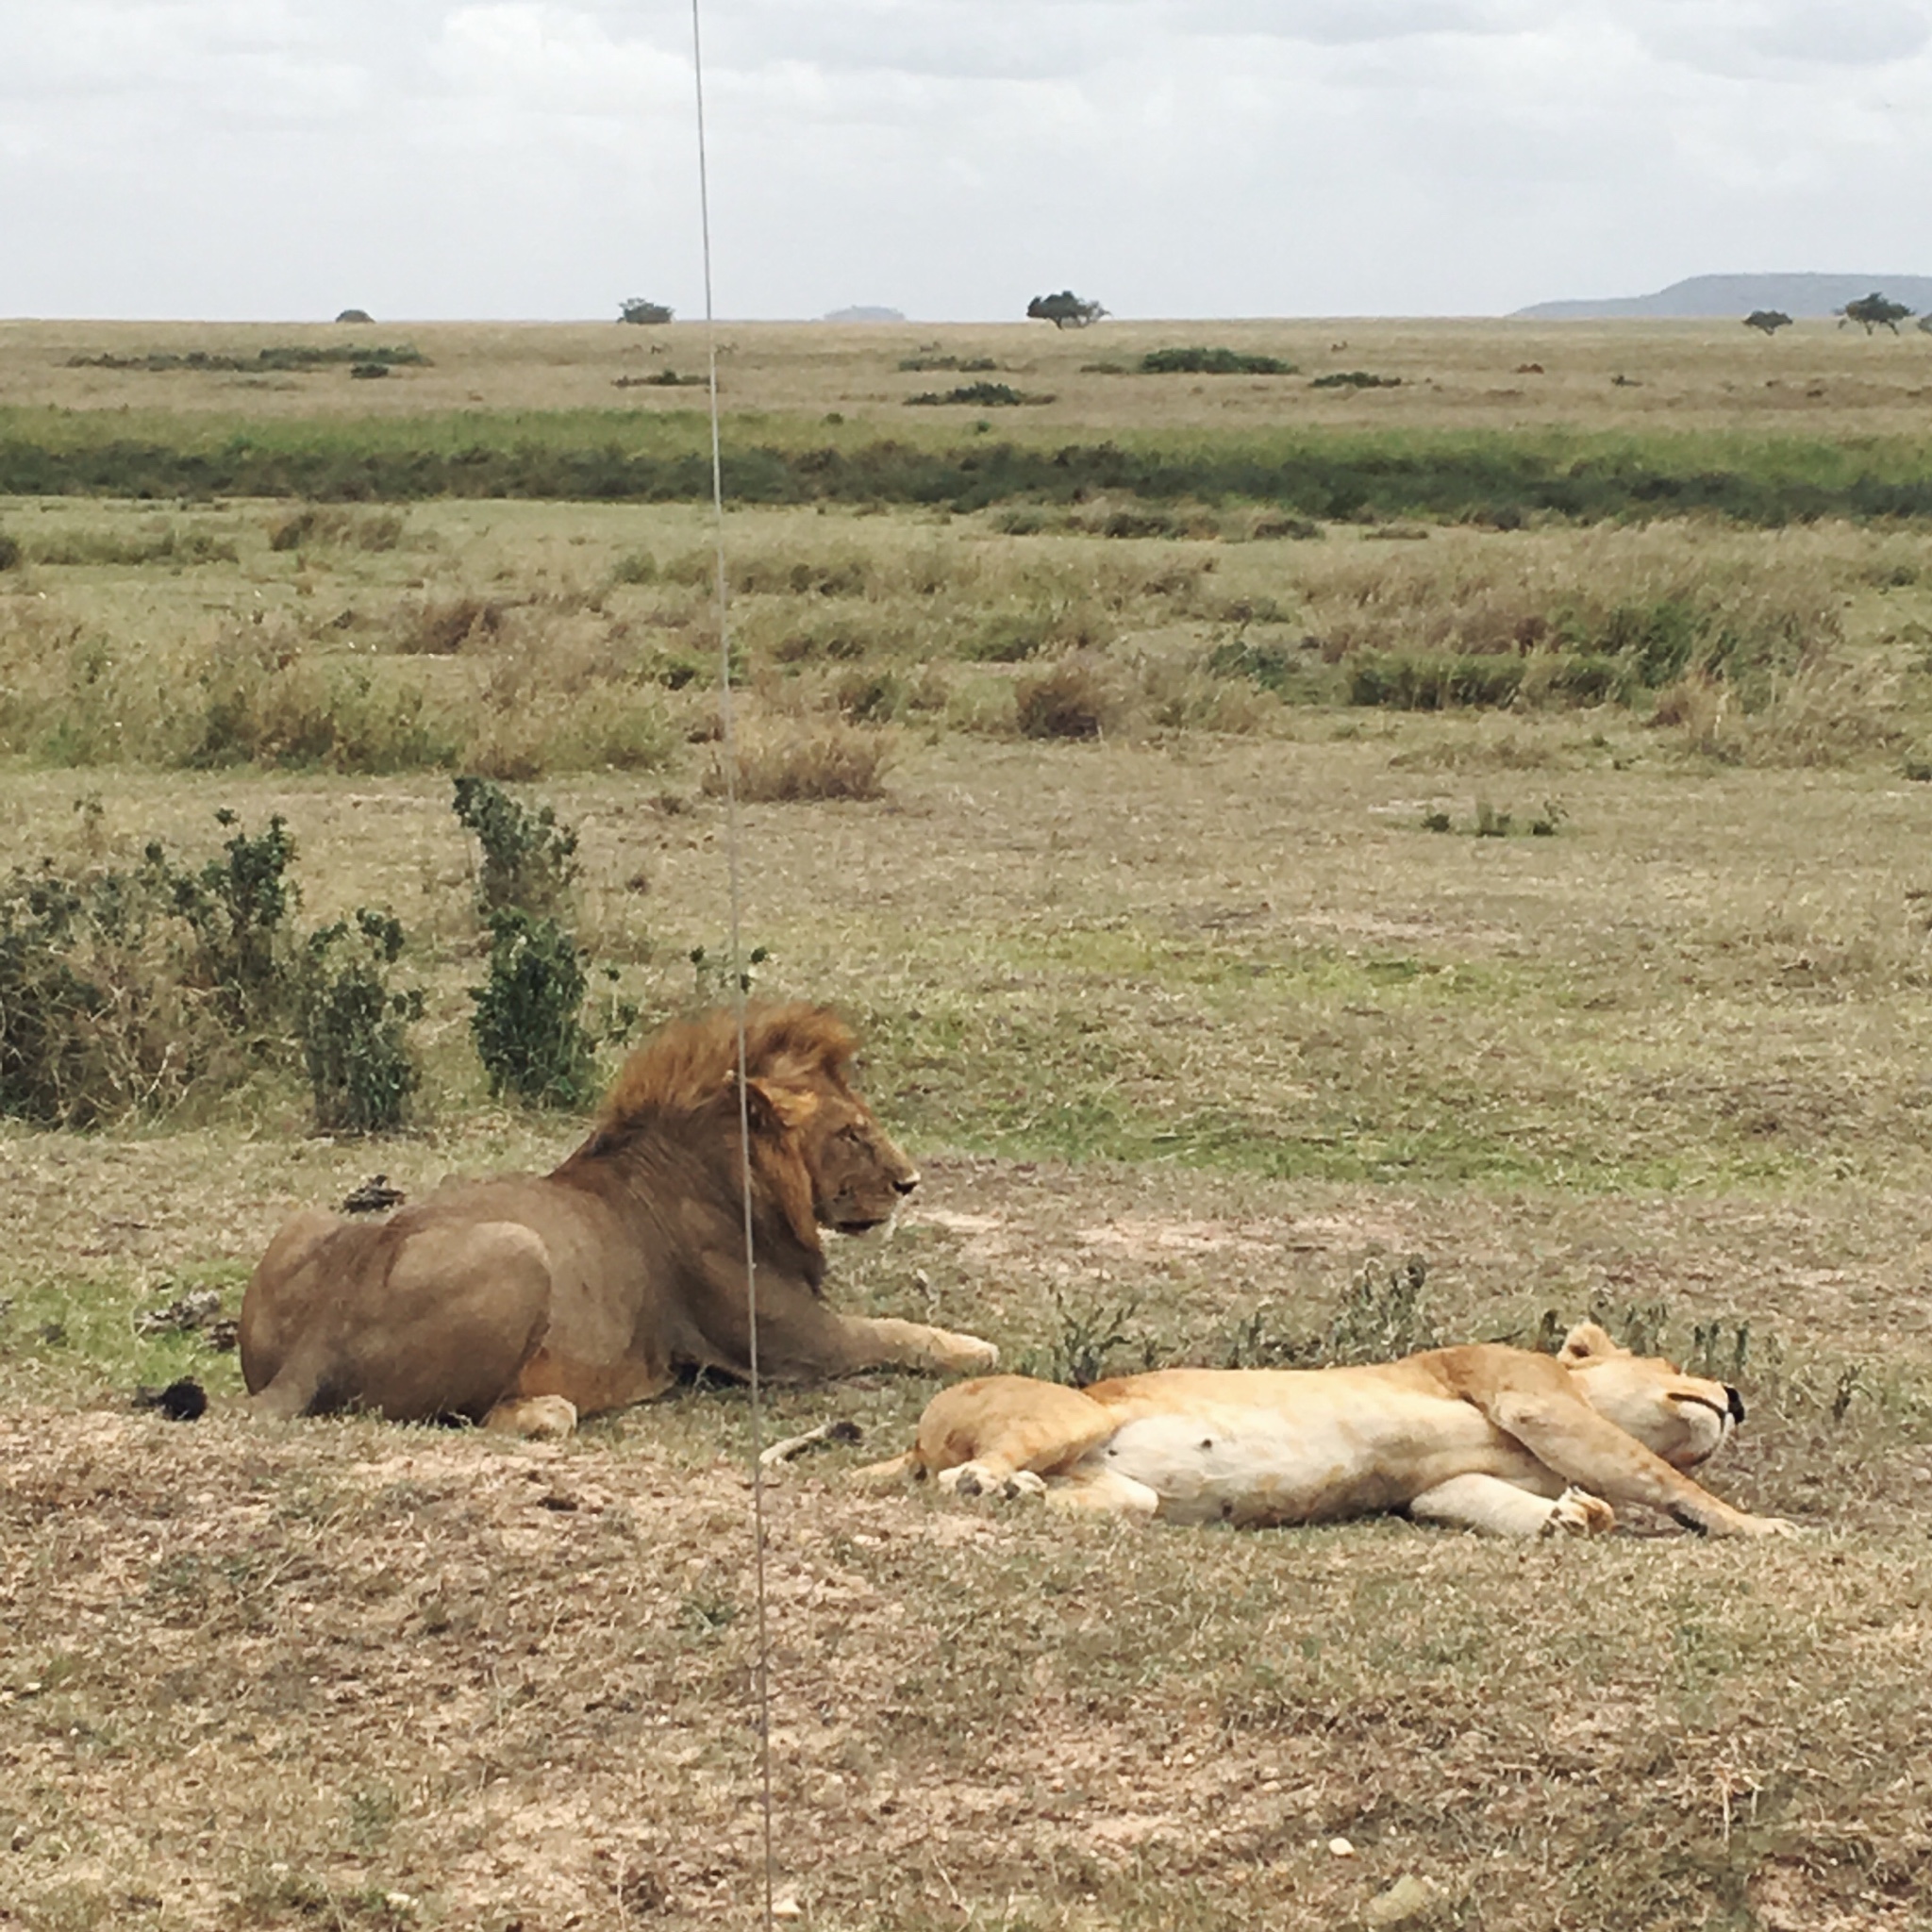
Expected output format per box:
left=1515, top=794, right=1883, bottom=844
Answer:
left=14, top=411, right=1932, bottom=524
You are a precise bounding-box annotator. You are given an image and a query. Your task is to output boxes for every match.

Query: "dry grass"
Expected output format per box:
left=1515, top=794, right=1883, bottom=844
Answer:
left=704, top=720, right=896, bottom=803
left=7, top=498, right=1924, bottom=776
left=10, top=314, right=1932, bottom=438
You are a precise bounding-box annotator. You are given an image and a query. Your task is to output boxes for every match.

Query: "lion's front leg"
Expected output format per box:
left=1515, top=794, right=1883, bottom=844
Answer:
left=1408, top=1474, right=1615, bottom=1539
left=834, top=1314, right=999, bottom=1375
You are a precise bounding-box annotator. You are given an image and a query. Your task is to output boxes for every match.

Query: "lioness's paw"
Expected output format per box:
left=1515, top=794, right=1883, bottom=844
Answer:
left=938, top=1460, right=1000, bottom=1498
left=1541, top=1487, right=1616, bottom=1539
left=1740, top=1513, right=1801, bottom=1539
left=936, top=1461, right=1043, bottom=1502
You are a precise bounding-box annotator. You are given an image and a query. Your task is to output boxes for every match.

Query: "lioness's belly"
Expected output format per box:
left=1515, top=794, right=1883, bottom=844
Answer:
left=1086, top=1403, right=1504, bottom=1527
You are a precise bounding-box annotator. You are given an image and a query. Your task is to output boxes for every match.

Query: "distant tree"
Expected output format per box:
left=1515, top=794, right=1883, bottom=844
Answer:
left=335, top=308, right=375, bottom=325
left=1743, top=309, right=1792, bottom=336
left=619, top=298, right=674, bottom=325
left=1026, top=291, right=1108, bottom=330
left=1841, top=291, right=1913, bottom=335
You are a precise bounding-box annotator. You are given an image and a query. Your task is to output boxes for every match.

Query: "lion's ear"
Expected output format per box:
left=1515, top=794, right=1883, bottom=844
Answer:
left=1558, top=1322, right=1623, bottom=1364
left=745, top=1076, right=819, bottom=1133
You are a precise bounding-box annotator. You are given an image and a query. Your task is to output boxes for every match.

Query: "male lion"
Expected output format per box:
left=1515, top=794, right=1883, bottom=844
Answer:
left=241, top=1004, right=996, bottom=1433
left=858, top=1324, right=1794, bottom=1539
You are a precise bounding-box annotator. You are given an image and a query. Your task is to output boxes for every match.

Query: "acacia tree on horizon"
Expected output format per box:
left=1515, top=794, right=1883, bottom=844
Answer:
left=1840, top=291, right=1913, bottom=335
left=1743, top=309, right=1792, bottom=336
left=1026, top=291, right=1108, bottom=329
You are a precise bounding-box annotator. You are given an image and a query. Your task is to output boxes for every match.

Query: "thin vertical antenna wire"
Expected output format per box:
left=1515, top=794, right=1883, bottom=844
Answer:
left=688, top=3, right=776, bottom=1925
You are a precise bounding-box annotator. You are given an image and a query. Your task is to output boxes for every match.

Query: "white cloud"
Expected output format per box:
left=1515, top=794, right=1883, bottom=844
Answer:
left=3, top=0, right=1932, bottom=318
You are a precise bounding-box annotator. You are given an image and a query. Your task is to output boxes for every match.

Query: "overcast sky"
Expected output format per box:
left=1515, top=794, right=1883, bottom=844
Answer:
left=4, top=0, right=1931, bottom=322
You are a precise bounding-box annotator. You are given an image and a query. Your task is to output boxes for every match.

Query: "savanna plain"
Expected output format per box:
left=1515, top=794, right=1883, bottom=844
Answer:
left=3, top=316, right=1932, bottom=1932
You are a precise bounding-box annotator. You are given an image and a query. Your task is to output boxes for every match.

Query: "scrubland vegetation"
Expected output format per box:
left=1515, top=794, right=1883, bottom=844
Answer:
left=2, top=319, right=1931, bottom=1932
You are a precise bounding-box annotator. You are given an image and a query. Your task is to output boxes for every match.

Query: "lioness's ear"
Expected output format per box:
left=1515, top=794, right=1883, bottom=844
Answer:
left=744, top=1076, right=819, bottom=1132
left=1558, top=1322, right=1623, bottom=1364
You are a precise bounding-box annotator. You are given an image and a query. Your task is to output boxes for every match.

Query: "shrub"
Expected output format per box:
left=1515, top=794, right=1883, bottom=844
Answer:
left=297, top=910, right=424, bottom=1135
left=452, top=775, right=580, bottom=920
left=0, top=859, right=191, bottom=1125
left=0, top=529, right=19, bottom=571
left=166, top=810, right=300, bottom=1028
left=470, top=908, right=597, bottom=1108
left=1310, top=371, right=1402, bottom=390
left=619, top=298, right=674, bottom=325
left=0, top=814, right=299, bottom=1126
left=906, top=382, right=1029, bottom=408
left=1015, top=655, right=1120, bottom=740
left=898, top=356, right=997, bottom=373
left=1139, top=347, right=1295, bottom=375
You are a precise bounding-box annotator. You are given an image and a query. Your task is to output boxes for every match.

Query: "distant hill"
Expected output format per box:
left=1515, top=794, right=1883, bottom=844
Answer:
left=1513, top=274, right=1932, bottom=320
left=823, top=305, right=906, bottom=324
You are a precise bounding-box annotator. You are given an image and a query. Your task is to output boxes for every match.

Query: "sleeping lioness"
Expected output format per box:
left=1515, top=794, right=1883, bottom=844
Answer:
left=858, top=1323, right=1794, bottom=1539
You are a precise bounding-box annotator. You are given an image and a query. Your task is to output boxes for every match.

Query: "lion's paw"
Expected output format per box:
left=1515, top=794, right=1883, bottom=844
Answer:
left=1541, top=1487, right=1616, bottom=1538
left=939, top=1332, right=1000, bottom=1374
left=1740, top=1513, right=1801, bottom=1539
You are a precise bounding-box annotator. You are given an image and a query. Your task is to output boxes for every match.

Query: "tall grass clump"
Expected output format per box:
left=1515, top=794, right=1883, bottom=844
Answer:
left=1299, top=528, right=1842, bottom=714
left=705, top=721, right=894, bottom=802
left=1015, top=654, right=1124, bottom=740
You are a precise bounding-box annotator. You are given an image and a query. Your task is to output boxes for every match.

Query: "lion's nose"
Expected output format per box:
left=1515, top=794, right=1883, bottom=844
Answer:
left=893, top=1169, right=920, bottom=1195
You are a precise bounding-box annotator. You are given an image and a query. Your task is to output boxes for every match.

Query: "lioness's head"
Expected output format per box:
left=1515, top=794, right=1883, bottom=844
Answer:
left=1559, top=1322, right=1744, bottom=1470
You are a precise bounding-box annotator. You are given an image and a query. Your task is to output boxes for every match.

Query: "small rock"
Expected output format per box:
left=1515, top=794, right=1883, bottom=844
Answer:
left=1364, top=1874, right=1437, bottom=1927
left=1328, top=1836, right=1357, bottom=1858
left=772, top=1890, right=804, bottom=1920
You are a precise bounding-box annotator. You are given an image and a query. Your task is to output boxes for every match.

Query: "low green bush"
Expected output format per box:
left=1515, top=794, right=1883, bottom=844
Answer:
left=0, top=812, right=301, bottom=1125
left=452, top=776, right=580, bottom=921
left=1139, top=347, right=1296, bottom=375
left=297, top=910, right=424, bottom=1135
left=469, top=908, right=597, bottom=1108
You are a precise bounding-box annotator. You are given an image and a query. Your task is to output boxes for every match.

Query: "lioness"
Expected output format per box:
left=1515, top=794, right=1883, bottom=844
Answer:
left=858, top=1324, right=1794, bottom=1538
left=241, top=1004, right=996, bottom=1433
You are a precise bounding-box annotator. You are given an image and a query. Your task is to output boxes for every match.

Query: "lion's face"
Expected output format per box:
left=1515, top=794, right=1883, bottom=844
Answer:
left=802, top=1090, right=920, bottom=1233
left=750, top=1072, right=919, bottom=1234
left=1559, top=1323, right=1743, bottom=1470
